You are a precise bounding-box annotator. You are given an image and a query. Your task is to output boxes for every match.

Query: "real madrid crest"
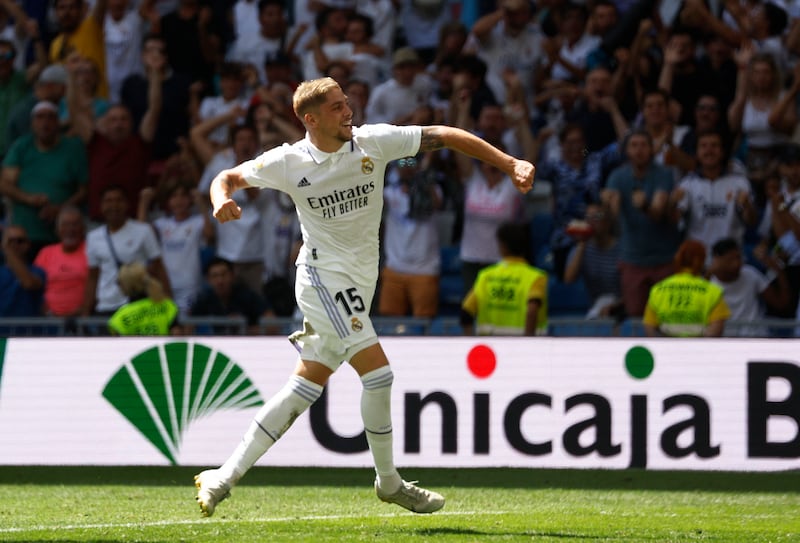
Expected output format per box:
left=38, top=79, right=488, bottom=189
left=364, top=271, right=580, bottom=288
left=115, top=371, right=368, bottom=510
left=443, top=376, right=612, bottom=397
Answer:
left=351, top=317, right=363, bottom=332
left=361, top=157, right=374, bottom=174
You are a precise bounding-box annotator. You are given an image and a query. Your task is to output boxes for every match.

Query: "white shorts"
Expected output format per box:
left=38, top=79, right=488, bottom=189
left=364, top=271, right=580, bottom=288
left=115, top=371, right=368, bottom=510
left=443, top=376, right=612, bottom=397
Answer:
left=289, top=264, right=379, bottom=371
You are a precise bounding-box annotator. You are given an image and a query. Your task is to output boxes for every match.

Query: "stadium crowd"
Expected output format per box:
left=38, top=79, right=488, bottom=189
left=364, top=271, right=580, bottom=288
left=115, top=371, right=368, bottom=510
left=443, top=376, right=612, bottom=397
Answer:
left=1, top=0, right=800, bottom=337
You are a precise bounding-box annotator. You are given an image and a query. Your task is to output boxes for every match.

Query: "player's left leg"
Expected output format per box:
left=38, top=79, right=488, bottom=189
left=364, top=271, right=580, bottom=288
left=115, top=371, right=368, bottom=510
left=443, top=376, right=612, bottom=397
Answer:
left=350, top=344, right=445, bottom=514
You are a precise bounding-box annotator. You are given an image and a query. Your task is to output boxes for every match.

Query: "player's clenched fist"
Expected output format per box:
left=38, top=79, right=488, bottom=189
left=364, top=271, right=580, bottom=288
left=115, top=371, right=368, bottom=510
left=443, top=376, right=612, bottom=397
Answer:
left=512, top=159, right=535, bottom=194
left=213, top=199, right=242, bottom=223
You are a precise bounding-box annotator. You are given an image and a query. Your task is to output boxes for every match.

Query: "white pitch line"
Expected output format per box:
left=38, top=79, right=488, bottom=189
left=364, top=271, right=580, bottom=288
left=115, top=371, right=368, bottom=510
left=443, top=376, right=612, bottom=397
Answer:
left=0, top=510, right=507, bottom=534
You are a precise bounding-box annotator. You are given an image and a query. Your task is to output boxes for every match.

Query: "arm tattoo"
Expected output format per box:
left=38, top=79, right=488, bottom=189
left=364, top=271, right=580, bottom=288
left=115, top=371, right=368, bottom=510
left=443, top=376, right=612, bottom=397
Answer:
left=419, top=127, right=445, bottom=152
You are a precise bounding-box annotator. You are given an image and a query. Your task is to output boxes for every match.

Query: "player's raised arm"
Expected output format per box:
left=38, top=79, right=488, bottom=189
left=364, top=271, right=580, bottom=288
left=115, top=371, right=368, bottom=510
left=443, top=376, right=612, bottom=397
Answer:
left=209, top=165, right=253, bottom=223
left=419, top=125, right=535, bottom=194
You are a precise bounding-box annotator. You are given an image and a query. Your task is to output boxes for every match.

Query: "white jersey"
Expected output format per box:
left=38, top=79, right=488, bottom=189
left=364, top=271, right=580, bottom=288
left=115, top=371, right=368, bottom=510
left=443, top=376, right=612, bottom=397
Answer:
left=153, top=214, right=206, bottom=313
left=712, top=265, right=771, bottom=337
left=241, top=124, right=421, bottom=286
left=86, top=220, right=162, bottom=312
left=676, top=172, right=753, bottom=250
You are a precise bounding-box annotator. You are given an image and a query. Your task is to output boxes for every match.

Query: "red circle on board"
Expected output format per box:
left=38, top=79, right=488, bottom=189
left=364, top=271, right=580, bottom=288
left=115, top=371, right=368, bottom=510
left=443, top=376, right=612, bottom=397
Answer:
left=467, top=344, right=496, bottom=378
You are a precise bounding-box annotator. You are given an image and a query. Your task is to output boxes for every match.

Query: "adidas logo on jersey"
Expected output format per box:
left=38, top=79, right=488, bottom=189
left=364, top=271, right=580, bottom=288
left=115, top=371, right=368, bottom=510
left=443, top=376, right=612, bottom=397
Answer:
left=297, top=177, right=311, bottom=187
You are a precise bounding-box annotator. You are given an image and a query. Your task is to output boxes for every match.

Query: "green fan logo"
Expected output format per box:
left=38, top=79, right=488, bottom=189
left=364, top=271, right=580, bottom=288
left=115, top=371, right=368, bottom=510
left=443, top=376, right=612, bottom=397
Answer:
left=103, top=341, right=264, bottom=464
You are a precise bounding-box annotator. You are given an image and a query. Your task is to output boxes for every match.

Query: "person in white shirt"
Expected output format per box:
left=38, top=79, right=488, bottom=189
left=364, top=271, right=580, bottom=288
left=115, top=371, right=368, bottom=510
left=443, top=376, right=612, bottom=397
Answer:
left=194, top=76, right=534, bottom=517
left=365, top=47, right=434, bottom=124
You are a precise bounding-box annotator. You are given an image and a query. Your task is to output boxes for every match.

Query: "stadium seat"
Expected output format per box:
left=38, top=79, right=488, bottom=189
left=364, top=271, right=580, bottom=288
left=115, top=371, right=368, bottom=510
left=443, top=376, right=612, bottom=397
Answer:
left=548, top=277, right=590, bottom=317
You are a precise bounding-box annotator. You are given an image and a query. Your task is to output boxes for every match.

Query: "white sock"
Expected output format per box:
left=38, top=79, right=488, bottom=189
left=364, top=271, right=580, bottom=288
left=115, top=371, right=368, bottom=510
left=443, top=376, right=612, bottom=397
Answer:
left=360, top=366, right=401, bottom=493
left=217, top=374, right=323, bottom=486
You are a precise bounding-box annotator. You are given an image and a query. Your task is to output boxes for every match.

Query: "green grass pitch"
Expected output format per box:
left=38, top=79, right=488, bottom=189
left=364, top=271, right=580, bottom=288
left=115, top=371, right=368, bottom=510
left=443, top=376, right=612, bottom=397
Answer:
left=0, top=466, right=798, bottom=542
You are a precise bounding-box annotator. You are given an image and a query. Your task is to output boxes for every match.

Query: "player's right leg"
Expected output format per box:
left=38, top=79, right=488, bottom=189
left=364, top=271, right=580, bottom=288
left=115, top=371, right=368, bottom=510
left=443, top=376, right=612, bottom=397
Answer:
left=194, top=364, right=328, bottom=517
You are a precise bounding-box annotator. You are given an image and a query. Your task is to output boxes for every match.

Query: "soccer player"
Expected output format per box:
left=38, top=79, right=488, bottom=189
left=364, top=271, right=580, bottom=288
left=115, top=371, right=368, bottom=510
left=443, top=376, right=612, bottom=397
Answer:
left=195, top=77, right=535, bottom=516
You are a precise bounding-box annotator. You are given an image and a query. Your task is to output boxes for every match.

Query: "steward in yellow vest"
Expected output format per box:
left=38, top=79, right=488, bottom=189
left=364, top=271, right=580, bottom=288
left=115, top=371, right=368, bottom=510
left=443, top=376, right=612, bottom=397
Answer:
left=108, top=262, right=178, bottom=336
left=644, top=240, right=730, bottom=337
left=462, top=222, right=548, bottom=336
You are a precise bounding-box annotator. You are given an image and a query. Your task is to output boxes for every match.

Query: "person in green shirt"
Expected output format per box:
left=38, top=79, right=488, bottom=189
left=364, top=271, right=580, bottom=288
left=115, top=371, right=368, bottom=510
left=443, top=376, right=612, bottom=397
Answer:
left=108, top=262, right=179, bottom=336
left=643, top=239, right=731, bottom=337
left=461, top=222, right=548, bottom=336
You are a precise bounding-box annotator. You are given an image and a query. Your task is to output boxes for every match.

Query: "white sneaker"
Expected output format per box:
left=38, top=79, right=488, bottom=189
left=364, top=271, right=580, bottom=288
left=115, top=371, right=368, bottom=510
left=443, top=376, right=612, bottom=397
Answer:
left=375, top=479, right=445, bottom=514
left=194, top=469, right=231, bottom=517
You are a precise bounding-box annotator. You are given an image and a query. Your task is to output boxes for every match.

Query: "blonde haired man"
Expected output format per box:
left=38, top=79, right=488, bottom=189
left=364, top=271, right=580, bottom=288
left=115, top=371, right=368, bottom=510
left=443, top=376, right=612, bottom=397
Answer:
left=195, top=77, right=535, bottom=516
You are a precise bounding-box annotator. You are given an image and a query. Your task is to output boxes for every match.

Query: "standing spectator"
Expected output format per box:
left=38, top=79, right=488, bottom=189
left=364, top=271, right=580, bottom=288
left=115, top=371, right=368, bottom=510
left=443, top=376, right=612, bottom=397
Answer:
left=728, top=46, right=797, bottom=171
left=461, top=222, right=547, bottom=336
left=536, top=123, right=621, bottom=279
left=190, top=256, right=265, bottom=334
left=1, top=100, right=88, bottom=254
left=138, top=180, right=214, bottom=316
left=365, top=47, right=434, bottom=125
left=678, top=94, right=732, bottom=158
left=82, top=185, right=170, bottom=315
left=49, top=0, right=108, bottom=97
left=61, top=52, right=109, bottom=127
left=300, top=6, right=351, bottom=82
left=195, top=62, right=250, bottom=148
left=196, top=121, right=264, bottom=293
left=33, top=205, right=87, bottom=316
left=643, top=239, right=731, bottom=337
left=104, top=0, right=154, bottom=103
left=5, top=64, right=67, bottom=154
left=108, top=261, right=179, bottom=335
left=465, top=0, right=543, bottom=106
left=540, top=2, right=600, bottom=85
left=378, top=154, right=443, bottom=318
left=563, top=201, right=623, bottom=320
left=0, top=39, right=31, bottom=158
left=672, top=130, right=757, bottom=253
left=259, top=188, right=301, bottom=317
left=566, top=66, right=629, bottom=154
left=399, top=0, right=451, bottom=65
left=226, top=0, right=290, bottom=86
left=0, top=224, right=44, bottom=317
left=639, top=88, right=696, bottom=177
left=157, top=0, right=218, bottom=85
left=120, top=34, right=191, bottom=162
left=602, top=129, right=682, bottom=317
left=709, top=237, right=789, bottom=337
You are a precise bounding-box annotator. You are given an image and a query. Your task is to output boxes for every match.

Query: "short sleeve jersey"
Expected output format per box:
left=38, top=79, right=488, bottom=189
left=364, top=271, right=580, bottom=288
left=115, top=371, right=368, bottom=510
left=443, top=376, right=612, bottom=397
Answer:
left=241, top=124, right=421, bottom=285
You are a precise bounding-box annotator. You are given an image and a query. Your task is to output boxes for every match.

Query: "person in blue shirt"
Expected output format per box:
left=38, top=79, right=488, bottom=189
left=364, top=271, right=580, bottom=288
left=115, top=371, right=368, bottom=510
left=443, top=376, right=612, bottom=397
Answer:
left=0, top=224, right=45, bottom=317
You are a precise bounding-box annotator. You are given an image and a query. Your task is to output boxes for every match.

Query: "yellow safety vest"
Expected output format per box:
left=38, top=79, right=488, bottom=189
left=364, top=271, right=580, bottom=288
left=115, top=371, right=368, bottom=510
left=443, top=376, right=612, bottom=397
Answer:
left=472, top=259, right=548, bottom=336
left=646, top=272, right=728, bottom=337
left=108, top=298, right=178, bottom=336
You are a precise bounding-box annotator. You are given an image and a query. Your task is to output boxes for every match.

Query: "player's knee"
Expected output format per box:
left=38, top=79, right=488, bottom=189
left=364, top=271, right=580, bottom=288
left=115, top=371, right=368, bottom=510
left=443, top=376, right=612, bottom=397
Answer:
left=360, top=365, right=394, bottom=390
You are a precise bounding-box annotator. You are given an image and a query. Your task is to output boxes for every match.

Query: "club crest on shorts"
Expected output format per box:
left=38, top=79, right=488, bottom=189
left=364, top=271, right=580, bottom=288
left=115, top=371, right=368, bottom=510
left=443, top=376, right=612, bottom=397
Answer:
left=361, top=157, right=374, bottom=174
left=351, top=317, right=363, bottom=332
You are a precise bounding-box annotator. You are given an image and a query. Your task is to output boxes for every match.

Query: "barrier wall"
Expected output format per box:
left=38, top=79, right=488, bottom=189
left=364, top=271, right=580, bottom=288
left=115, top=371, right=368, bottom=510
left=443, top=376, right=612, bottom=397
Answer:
left=0, top=337, right=798, bottom=470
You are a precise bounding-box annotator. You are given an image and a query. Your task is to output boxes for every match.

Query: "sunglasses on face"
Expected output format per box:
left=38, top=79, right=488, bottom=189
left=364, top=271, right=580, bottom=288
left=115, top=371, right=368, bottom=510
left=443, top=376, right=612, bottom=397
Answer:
left=397, top=157, right=417, bottom=168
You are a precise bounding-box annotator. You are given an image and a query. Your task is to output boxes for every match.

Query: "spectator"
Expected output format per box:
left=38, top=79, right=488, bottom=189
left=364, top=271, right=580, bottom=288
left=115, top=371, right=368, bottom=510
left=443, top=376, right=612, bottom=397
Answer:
left=195, top=62, right=250, bottom=149
left=108, top=261, right=179, bottom=335
left=258, top=188, right=301, bottom=318
left=5, top=64, right=67, bottom=154
left=365, top=47, right=434, bottom=125
left=465, top=0, right=543, bottom=107
left=540, top=2, right=600, bottom=85
left=378, top=154, right=443, bottom=318
left=1, top=100, right=88, bottom=254
left=709, top=237, right=789, bottom=337
left=196, top=121, right=264, bottom=294
left=566, top=66, right=630, bottom=154
left=728, top=46, right=797, bottom=171
left=0, top=224, right=45, bottom=317
left=447, top=53, right=498, bottom=124
left=82, top=185, right=170, bottom=316
left=190, top=256, right=265, bottom=334
left=602, top=129, right=682, bottom=317
left=536, top=123, right=621, bottom=279
left=300, top=6, right=351, bottom=82
left=563, top=201, right=623, bottom=320
left=399, top=0, right=451, bottom=65
left=461, top=222, right=547, bottom=336
left=244, top=100, right=303, bottom=151
left=226, top=0, right=290, bottom=86
left=639, top=88, right=695, bottom=177
left=157, top=0, right=219, bottom=85
left=138, top=180, right=214, bottom=316
left=672, top=130, right=757, bottom=253
left=33, top=205, right=87, bottom=316
left=49, top=0, right=108, bottom=98
left=643, top=239, right=731, bottom=337
left=104, top=0, right=155, bottom=103
left=120, top=34, right=191, bottom=162
left=678, top=94, right=733, bottom=158
left=344, top=78, right=369, bottom=127
left=0, top=39, right=32, bottom=158
left=62, top=52, right=109, bottom=128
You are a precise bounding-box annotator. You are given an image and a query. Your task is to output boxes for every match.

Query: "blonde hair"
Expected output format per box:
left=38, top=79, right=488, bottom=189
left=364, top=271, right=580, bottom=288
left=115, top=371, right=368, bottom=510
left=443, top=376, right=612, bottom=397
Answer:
left=292, top=77, right=342, bottom=121
left=117, top=262, right=166, bottom=302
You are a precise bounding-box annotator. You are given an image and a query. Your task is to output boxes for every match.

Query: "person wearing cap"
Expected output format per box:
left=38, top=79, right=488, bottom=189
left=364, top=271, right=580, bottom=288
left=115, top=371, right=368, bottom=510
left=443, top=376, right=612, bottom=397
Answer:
left=1, top=99, right=88, bottom=256
left=5, top=64, right=68, bottom=151
left=49, top=0, right=108, bottom=98
left=365, top=46, right=434, bottom=124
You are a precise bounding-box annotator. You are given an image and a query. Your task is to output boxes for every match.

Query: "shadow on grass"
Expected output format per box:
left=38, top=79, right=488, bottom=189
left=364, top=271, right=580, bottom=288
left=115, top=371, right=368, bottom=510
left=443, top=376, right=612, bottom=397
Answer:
left=1, top=466, right=798, bottom=494
left=413, top=527, right=607, bottom=539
